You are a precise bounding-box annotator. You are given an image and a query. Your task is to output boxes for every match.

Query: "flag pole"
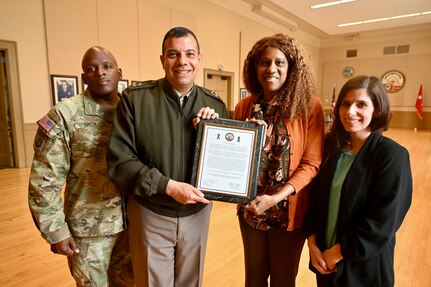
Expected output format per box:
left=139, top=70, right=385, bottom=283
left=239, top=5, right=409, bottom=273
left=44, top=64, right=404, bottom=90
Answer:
left=414, top=82, right=423, bottom=132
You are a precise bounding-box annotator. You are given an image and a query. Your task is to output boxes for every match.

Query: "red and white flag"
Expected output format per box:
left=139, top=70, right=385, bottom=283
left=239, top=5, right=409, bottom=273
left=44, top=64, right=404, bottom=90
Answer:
left=416, top=84, right=423, bottom=120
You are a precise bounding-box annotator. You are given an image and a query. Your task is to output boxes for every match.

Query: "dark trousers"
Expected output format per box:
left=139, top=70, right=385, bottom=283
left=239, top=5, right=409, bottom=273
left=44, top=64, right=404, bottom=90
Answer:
left=238, top=215, right=306, bottom=287
left=316, top=272, right=336, bottom=287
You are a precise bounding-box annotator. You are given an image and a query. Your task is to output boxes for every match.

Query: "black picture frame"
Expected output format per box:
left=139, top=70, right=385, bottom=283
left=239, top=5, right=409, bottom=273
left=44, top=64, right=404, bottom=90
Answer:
left=50, top=74, right=78, bottom=105
left=191, top=118, right=264, bottom=204
left=118, top=79, right=129, bottom=93
left=240, top=88, right=249, bottom=100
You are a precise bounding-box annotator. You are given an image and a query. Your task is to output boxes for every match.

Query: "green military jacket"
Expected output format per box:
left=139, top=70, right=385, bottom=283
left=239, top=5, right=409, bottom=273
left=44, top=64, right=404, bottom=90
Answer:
left=28, top=91, right=125, bottom=244
left=108, top=78, right=228, bottom=217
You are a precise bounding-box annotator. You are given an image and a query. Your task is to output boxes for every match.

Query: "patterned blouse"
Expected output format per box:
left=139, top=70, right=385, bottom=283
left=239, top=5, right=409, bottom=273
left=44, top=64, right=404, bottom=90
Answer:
left=239, top=98, right=291, bottom=231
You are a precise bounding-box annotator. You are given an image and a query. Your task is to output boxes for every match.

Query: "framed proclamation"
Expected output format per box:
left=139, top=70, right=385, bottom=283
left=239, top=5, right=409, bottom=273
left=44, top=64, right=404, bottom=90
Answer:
left=191, top=118, right=264, bottom=204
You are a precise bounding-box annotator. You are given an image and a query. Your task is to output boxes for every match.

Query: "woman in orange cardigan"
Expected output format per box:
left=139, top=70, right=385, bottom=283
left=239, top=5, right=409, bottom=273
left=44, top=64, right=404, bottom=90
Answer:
left=234, top=33, right=325, bottom=287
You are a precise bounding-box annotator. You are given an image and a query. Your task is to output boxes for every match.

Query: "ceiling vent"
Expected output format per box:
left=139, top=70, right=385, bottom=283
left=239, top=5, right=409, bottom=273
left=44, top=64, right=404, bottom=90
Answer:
left=346, top=49, right=357, bottom=58
left=383, top=45, right=410, bottom=55
left=383, top=46, right=396, bottom=55
left=397, top=45, right=410, bottom=54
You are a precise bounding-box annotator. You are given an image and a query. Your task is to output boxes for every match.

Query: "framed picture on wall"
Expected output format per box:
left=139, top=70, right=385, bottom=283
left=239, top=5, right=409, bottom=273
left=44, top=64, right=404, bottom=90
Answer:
left=118, top=79, right=129, bottom=94
left=240, top=88, right=249, bottom=100
left=50, top=74, right=78, bottom=105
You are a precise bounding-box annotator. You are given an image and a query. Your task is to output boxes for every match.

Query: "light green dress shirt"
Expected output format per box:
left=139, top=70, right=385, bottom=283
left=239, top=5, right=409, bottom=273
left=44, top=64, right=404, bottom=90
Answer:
left=325, top=150, right=356, bottom=248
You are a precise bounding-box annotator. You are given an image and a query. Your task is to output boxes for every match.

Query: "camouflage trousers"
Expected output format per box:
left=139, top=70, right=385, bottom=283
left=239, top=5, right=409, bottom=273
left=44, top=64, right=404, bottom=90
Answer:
left=67, top=229, right=134, bottom=287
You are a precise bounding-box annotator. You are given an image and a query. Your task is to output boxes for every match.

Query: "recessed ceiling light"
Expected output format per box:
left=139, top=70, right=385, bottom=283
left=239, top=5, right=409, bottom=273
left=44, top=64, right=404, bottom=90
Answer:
left=390, top=13, right=421, bottom=20
left=311, top=0, right=356, bottom=9
left=362, top=17, right=390, bottom=24
left=338, top=10, right=431, bottom=27
left=338, top=21, right=362, bottom=27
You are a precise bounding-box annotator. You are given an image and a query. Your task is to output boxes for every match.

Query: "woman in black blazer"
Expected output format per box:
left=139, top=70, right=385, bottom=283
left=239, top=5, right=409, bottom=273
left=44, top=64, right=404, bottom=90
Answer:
left=304, top=75, right=412, bottom=287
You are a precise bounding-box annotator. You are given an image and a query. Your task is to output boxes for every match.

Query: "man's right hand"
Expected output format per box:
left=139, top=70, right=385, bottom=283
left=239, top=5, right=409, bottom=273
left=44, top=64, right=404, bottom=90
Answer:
left=166, top=179, right=210, bottom=204
left=50, top=237, right=79, bottom=256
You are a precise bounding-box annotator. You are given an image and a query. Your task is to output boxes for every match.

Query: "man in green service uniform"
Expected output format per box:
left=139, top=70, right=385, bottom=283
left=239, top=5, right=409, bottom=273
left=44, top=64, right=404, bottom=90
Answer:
left=107, top=26, right=228, bottom=287
left=29, top=46, right=134, bottom=287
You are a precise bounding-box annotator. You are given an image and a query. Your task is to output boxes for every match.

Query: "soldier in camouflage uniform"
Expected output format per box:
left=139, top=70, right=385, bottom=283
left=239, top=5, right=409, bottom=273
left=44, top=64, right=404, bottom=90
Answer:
left=28, top=46, right=134, bottom=287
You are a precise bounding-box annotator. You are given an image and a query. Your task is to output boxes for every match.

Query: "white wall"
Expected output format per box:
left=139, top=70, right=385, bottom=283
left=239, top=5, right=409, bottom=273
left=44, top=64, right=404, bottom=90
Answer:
left=0, top=0, right=50, bottom=122
left=41, top=0, right=319, bottom=117
left=318, top=32, right=431, bottom=111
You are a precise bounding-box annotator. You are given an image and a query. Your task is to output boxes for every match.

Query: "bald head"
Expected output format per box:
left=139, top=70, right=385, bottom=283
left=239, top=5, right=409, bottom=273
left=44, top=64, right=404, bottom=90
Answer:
left=81, top=46, right=118, bottom=71
left=81, top=46, right=122, bottom=101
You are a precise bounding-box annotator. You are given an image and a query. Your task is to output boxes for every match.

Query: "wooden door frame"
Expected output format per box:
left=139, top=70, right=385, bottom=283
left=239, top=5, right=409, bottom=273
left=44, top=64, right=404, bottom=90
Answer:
left=203, top=68, right=234, bottom=113
left=0, top=40, right=26, bottom=167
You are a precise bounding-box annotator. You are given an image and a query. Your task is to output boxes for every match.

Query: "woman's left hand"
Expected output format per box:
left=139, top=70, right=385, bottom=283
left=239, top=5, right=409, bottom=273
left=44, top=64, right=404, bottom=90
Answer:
left=247, top=117, right=268, bottom=135
left=307, top=235, right=334, bottom=274
left=243, top=195, right=277, bottom=215
left=243, top=184, right=295, bottom=215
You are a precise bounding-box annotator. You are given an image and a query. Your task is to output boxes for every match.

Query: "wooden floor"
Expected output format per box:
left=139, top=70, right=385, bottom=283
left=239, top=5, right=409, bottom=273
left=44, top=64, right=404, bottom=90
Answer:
left=0, top=128, right=430, bottom=287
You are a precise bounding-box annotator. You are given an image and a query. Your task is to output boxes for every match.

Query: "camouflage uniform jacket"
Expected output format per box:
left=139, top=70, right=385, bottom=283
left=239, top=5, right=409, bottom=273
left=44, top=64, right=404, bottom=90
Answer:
left=28, top=91, right=125, bottom=244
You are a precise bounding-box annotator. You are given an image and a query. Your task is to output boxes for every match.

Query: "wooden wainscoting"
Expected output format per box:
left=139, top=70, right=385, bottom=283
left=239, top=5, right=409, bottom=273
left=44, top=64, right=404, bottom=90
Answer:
left=390, top=111, right=431, bottom=129
left=323, top=109, right=431, bottom=130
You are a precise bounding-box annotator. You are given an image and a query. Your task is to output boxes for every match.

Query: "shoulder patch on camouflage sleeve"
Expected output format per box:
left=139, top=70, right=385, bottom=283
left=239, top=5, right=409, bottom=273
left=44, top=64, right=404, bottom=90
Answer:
left=33, top=129, right=48, bottom=152
left=38, top=115, right=55, bottom=133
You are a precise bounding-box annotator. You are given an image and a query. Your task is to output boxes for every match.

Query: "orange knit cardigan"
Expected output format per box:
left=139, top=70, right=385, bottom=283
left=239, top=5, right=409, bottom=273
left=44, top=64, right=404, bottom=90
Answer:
left=234, top=95, right=325, bottom=230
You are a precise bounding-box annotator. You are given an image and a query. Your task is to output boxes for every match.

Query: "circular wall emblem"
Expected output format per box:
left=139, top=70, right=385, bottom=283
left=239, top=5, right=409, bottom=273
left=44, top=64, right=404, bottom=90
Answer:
left=381, top=70, right=406, bottom=93
left=342, top=66, right=355, bottom=78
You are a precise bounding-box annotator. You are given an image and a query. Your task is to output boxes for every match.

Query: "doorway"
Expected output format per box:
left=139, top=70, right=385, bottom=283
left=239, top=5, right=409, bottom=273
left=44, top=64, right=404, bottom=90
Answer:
left=0, top=40, right=25, bottom=168
left=203, top=69, right=234, bottom=116
left=0, top=50, right=14, bottom=167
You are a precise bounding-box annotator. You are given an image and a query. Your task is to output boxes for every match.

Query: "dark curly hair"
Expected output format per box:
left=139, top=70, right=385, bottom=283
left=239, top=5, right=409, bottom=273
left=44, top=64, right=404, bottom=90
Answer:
left=325, top=75, right=391, bottom=158
left=242, top=33, right=316, bottom=119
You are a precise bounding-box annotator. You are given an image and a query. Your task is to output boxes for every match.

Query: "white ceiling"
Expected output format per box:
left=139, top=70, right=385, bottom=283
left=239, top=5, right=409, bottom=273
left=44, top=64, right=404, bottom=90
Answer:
left=209, top=0, right=431, bottom=38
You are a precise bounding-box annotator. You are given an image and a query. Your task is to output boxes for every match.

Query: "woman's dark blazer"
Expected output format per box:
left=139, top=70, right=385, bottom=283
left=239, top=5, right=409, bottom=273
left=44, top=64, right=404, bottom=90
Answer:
left=304, top=131, right=412, bottom=287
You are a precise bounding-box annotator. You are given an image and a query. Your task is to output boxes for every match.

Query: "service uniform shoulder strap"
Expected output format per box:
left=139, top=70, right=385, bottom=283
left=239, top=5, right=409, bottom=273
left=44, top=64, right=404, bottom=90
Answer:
left=130, top=80, right=158, bottom=90
left=196, top=85, right=224, bottom=103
